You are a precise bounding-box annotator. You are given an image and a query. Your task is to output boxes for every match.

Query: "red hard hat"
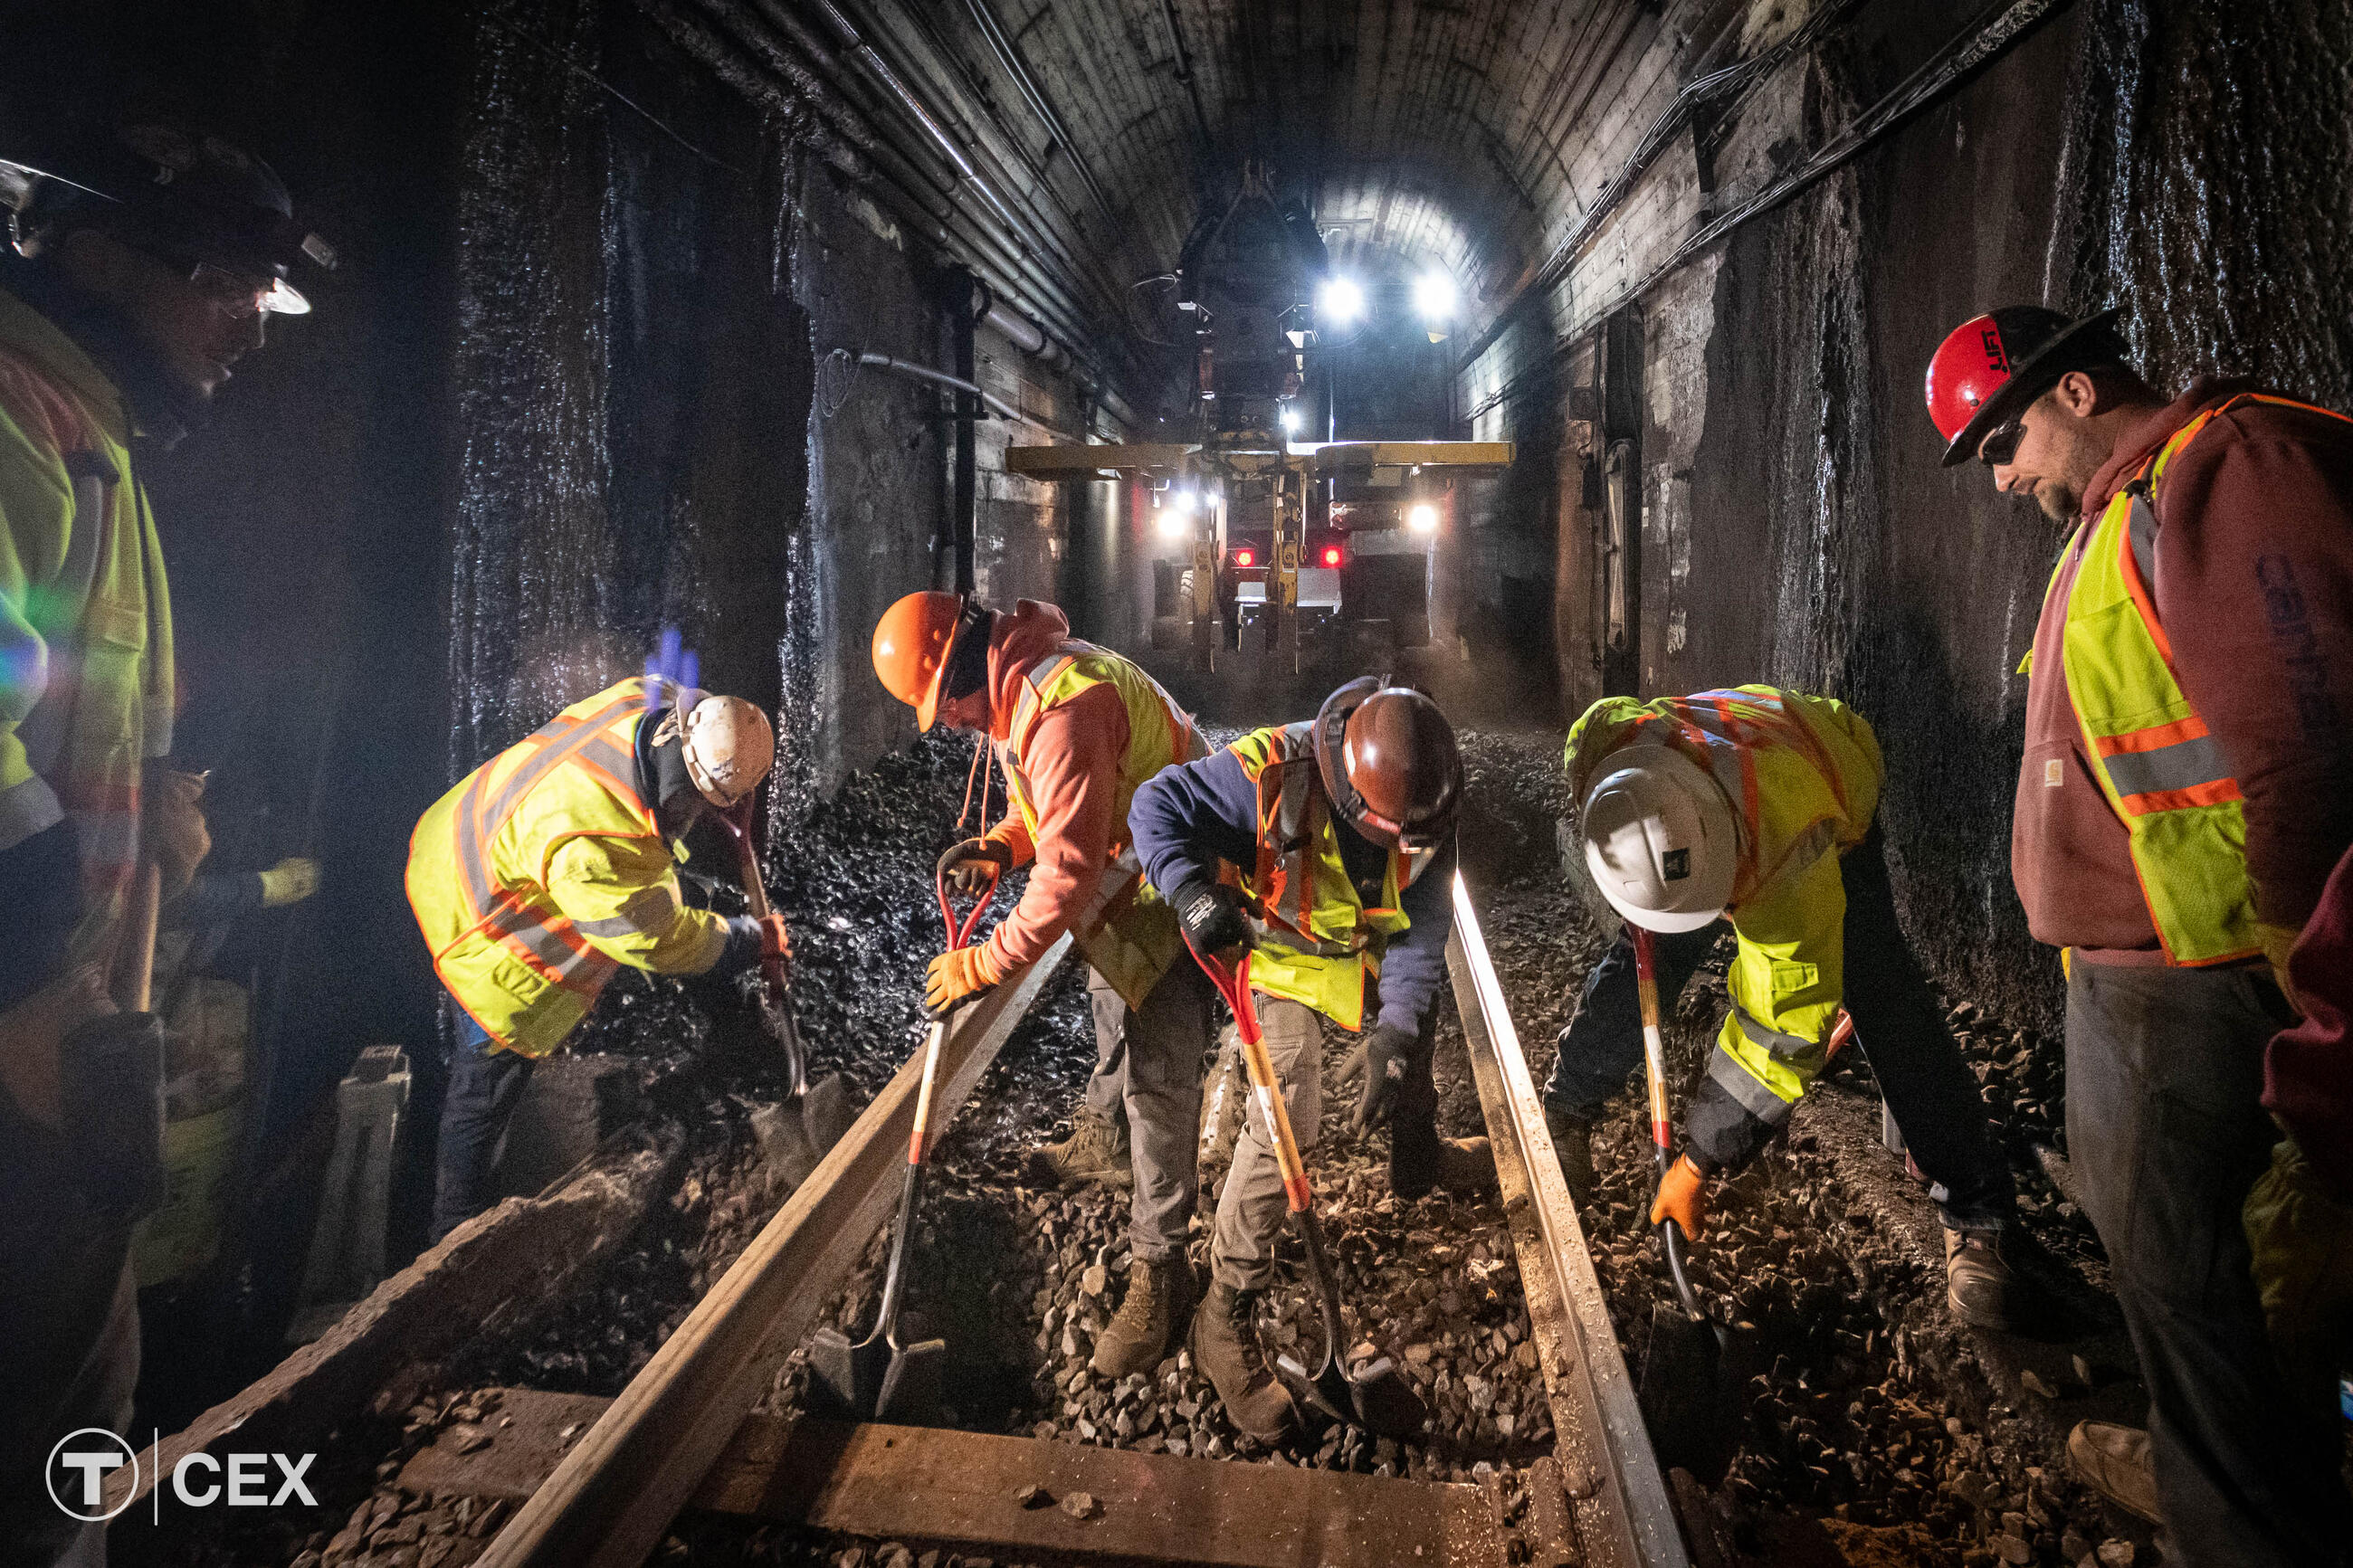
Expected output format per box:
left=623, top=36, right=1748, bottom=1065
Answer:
left=1924, top=306, right=2124, bottom=466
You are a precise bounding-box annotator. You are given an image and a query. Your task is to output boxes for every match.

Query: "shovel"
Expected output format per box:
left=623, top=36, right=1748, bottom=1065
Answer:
left=807, top=852, right=1002, bottom=1422
left=1187, top=943, right=1429, bottom=1438
left=1630, top=923, right=1752, bottom=1482
left=715, top=804, right=853, bottom=1174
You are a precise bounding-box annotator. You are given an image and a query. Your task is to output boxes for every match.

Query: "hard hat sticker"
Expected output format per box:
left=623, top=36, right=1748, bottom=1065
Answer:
left=1662, top=848, right=1690, bottom=880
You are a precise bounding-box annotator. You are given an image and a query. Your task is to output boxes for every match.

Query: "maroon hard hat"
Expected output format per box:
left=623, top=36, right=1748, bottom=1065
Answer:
left=1313, top=677, right=1462, bottom=851
left=1924, top=306, right=2126, bottom=466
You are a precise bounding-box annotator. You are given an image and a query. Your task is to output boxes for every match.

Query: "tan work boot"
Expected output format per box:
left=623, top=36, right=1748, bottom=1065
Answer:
left=1091, top=1256, right=1197, bottom=1378
left=1944, top=1227, right=2031, bottom=1332
left=1189, top=1279, right=1298, bottom=1443
left=1546, top=1109, right=1595, bottom=1209
left=1026, top=1105, right=1132, bottom=1190
left=2068, top=1421, right=2163, bottom=1525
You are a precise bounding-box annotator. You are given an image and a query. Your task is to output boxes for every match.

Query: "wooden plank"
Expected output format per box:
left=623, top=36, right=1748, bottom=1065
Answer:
left=704, top=1419, right=1513, bottom=1568
left=1448, top=875, right=1688, bottom=1568
left=474, top=936, right=1072, bottom=1568
left=412, top=1389, right=1515, bottom=1568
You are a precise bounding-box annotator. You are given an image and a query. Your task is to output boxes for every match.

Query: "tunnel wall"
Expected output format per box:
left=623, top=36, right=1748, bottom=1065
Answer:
left=1461, top=0, right=2353, bottom=1032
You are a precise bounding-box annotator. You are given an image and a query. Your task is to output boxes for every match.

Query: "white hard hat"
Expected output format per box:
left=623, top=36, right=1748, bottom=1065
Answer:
left=677, top=694, right=775, bottom=808
left=1579, top=745, right=1738, bottom=933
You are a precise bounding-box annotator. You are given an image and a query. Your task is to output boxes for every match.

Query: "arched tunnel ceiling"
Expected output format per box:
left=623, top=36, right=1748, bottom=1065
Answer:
left=927, top=0, right=1749, bottom=340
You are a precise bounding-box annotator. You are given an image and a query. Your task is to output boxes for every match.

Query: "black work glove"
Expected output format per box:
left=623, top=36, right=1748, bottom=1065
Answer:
left=1351, top=1022, right=1415, bottom=1133
left=1169, top=878, right=1250, bottom=961
left=938, top=836, right=1015, bottom=894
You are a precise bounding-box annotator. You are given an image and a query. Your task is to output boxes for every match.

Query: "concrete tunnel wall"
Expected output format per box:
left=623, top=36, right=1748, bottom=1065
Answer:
left=1457, top=0, right=2353, bottom=1036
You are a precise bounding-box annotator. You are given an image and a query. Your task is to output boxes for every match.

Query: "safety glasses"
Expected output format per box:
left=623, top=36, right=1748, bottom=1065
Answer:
left=187, top=260, right=310, bottom=318
left=1977, top=418, right=2026, bottom=468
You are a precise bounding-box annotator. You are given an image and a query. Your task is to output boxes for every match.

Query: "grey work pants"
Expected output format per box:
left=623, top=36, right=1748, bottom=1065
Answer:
left=1086, top=959, right=1215, bottom=1264
left=2065, top=961, right=2352, bottom=1567
left=1212, top=993, right=1326, bottom=1290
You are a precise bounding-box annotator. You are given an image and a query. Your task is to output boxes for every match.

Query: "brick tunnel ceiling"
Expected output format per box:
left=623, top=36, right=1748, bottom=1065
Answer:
left=887, top=0, right=1729, bottom=347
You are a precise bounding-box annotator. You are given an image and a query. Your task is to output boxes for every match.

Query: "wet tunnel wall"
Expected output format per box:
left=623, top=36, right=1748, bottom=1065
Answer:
left=1467, top=0, right=2353, bottom=1033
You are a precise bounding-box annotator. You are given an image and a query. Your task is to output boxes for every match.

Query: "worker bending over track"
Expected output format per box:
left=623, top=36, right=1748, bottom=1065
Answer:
left=408, top=678, right=785, bottom=1240
left=1546, top=686, right=2031, bottom=1331
left=1130, top=678, right=1491, bottom=1443
left=872, top=591, right=1213, bottom=1379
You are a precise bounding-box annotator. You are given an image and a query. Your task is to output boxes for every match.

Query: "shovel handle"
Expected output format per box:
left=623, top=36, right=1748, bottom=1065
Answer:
left=1632, top=925, right=1671, bottom=1154
left=719, top=805, right=808, bottom=1094
left=1190, top=945, right=1315, bottom=1214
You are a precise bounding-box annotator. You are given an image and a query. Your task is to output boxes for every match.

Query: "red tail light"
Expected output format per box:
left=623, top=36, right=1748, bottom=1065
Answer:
left=1320, top=545, right=1343, bottom=567
left=1232, top=548, right=1255, bottom=567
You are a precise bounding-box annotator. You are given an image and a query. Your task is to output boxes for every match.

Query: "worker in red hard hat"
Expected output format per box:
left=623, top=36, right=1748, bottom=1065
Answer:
left=1926, top=305, right=2353, bottom=1561
left=1129, top=678, right=1491, bottom=1444
left=407, top=679, right=787, bottom=1240
left=872, top=590, right=1215, bottom=1383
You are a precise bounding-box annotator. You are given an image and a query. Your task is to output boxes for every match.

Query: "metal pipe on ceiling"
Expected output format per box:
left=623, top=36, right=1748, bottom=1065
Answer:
left=957, top=0, right=1119, bottom=230
left=853, top=354, right=1089, bottom=445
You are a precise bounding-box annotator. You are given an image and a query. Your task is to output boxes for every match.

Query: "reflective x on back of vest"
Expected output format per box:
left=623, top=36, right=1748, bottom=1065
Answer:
left=2054, top=392, right=2351, bottom=965
left=999, top=641, right=1203, bottom=1009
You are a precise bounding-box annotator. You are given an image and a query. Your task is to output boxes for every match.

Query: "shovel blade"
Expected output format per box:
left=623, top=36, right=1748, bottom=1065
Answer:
left=1344, top=1354, right=1430, bottom=1438
left=807, top=1326, right=892, bottom=1419
left=802, top=1073, right=855, bottom=1156
left=1636, top=1302, right=1739, bottom=1483
left=872, top=1335, right=948, bottom=1426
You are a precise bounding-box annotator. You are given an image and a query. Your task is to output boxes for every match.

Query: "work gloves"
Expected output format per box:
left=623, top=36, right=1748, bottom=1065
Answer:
left=925, top=944, right=999, bottom=1016
left=1649, top=1153, right=1710, bottom=1239
left=2243, top=1136, right=2353, bottom=1404
left=1170, top=878, right=1251, bottom=963
left=1350, top=1023, right=1416, bottom=1133
left=257, top=855, right=320, bottom=908
left=148, top=769, right=212, bottom=897
left=939, top=835, right=1015, bottom=895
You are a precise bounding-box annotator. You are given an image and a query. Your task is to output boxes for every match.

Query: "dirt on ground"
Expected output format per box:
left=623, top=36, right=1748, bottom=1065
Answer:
left=147, top=730, right=2164, bottom=1568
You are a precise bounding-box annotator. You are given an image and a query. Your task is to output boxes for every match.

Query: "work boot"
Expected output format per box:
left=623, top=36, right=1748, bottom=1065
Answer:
left=1091, top=1256, right=1197, bottom=1378
left=2068, top=1421, right=2163, bottom=1525
left=1547, top=1108, right=1595, bottom=1209
left=1026, top=1105, right=1132, bottom=1190
left=1189, top=1278, right=1298, bottom=1443
left=1943, top=1226, right=2031, bottom=1332
left=1390, top=1133, right=1497, bottom=1200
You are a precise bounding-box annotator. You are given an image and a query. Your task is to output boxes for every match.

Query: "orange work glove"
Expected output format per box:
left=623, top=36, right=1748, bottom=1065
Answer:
left=757, top=913, right=791, bottom=963
left=147, top=770, right=212, bottom=896
left=1649, top=1154, right=1710, bottom=1239
left=924, top=945, right=998, bottom=1015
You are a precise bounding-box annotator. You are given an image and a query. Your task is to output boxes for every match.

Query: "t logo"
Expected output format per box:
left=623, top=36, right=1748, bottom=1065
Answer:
left=1662, top=847, right=1691, bottom=881
left=47, top=1429, right=139, bottom=1523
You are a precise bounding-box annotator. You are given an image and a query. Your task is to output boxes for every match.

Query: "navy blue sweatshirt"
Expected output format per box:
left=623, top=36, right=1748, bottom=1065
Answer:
left=1129, top=746, right=1456, bottom=1035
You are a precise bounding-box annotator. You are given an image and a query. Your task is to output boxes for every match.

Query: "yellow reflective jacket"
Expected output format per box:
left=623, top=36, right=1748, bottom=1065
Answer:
left=406, top=679, right=730, bottom=1058
left=1568, top=686, right=1882, bottom=1129
left=0, top=286, right=176, bottom=966
left=1226, top=722, right=1430, bottom=1030
left=997, top=640, right=1204, bottom=1010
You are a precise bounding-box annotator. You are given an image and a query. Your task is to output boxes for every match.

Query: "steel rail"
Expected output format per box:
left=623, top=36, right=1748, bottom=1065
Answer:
left=475, top=933, right=1074, bottom=1568
left=1449, top=873, right=1691, bottom=1568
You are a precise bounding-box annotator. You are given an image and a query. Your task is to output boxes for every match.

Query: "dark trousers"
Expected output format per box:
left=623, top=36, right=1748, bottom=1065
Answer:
left=2066, top=961, right=2351, bottom=1567
left=1543, top=830, right=2015, bottom=1233
left=428, top=1010, right=537, bottom=1242
left=0, top=821, right=82, bottom=1013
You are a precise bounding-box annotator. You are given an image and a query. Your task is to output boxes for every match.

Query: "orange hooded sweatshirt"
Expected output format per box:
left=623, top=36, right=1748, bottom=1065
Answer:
left=974, top=601, right=1131, bottom=982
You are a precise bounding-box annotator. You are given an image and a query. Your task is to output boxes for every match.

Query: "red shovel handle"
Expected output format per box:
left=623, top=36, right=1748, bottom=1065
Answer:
left=1187, top=941, right=1313, bottom=1213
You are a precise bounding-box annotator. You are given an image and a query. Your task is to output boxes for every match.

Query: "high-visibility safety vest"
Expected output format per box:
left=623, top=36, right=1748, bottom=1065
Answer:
left=1224, top=723, right=1437, bottom=1031
left=1000, top=641, right=1205, bottom=1010
left=2041, top=391, right=2353, bottom=965
left=1568, top=687, right=1883, bottom=1129
left=407, top=679, right=730, bottom=1058
left=0, top=287, right=176, bottom=967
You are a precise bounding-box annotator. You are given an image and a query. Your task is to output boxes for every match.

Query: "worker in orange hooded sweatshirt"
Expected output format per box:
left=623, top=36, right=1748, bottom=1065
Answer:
left=872, top=592, right=1211, bottom=1378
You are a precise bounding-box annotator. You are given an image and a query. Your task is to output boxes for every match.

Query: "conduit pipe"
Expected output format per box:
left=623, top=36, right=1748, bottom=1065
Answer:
left=854, top=352, right=1087, bottom=444
left=957, top=0, right=1119, bottom=230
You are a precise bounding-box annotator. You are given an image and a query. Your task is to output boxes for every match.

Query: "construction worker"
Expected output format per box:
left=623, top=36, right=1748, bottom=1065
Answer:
left=407, top=679, right=786, bottom=1240
left=1129, top=679, right=1491, bottom=1443
left=0, top=126, right=329, bottom=1567
left=1545, top=687, right=2027, bottom=1330
left=1928, top=304, right=2353, bottom=1562
left=871, top=591, right=1213, bottom=1379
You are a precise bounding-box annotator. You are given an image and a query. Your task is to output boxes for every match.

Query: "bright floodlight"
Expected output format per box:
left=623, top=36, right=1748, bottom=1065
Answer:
left=1280, top=407, right=1301, bottom=434
left=1157, top=507, right=1191, bottom=542
left=1413, top=272, right=1457, bottom=322
left=1170, top=486, right=1196, bottom=513
left=1406, top=503, right=1440, bottom=534
left=1318, top=276, right=1365, bottom=327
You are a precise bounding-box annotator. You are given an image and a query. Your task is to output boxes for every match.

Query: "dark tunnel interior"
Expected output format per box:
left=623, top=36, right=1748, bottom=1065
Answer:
left=4, top=2, right=2351, bottom=1564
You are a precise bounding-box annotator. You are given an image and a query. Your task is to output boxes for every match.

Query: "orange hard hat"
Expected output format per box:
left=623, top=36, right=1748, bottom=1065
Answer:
left=872, top=590, right=965, bottom=731
left=1313, top=677, right=1461, bottom=851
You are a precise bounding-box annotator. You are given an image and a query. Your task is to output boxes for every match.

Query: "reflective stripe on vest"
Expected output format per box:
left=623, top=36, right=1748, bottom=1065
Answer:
left=2053, top=391, right=2352, bottom=964
left=999, top=641, right=1202, bottom=1009
left=1226, top=724, right=1424, bottom=1030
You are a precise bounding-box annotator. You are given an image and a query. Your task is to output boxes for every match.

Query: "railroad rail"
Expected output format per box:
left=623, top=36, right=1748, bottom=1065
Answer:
left=402, top=884, right=1692, bottom=1566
